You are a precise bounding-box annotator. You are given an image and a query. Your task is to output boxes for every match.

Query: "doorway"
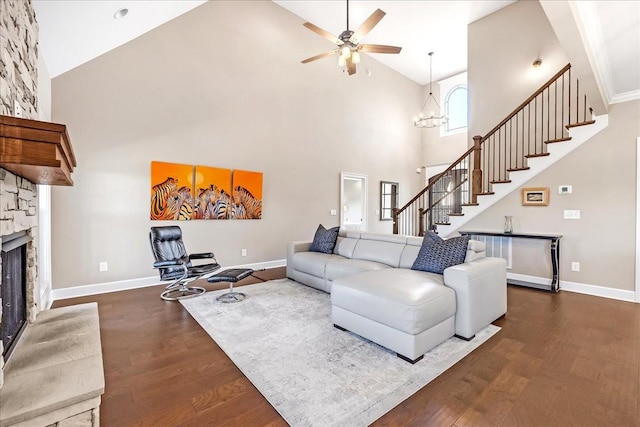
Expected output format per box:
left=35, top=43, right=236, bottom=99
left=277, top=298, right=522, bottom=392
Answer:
left=340, top=173, right=368, bottom=231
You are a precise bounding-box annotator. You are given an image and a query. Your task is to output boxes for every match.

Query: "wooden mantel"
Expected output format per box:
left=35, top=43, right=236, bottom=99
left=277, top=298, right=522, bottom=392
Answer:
left=0, top=114, right=77, bottom=186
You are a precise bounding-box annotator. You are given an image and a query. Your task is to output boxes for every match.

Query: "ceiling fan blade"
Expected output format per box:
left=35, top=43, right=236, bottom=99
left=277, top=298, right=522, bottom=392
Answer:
left=301, top=49, right=340, bottom=64
left=350, top=9, right=385, bottom=43
left=358, top=44, right=402, bottom=54
left=346, top=56, right=356, bottom=75
left=303, top=22, right=343, bottom=45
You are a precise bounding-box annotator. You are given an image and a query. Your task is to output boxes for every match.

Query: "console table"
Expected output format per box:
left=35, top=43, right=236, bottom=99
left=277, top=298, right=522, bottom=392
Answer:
left=459, top=230, right=562, bottom=292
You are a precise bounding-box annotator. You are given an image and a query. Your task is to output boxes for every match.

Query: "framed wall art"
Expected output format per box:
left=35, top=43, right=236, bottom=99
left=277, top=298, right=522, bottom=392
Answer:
left=193, top=165, right=232, bottom=219
left=150, top=161, right=194, bottom=220
left=231, top=170, right=263, bottom=219
left=521, top=187, right=549, bottom=206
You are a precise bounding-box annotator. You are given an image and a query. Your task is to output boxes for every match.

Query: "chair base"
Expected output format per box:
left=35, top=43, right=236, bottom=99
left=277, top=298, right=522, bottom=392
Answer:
left=216, top=291, right=247, bottom=303
left=161, top=286, right=206, bottom=301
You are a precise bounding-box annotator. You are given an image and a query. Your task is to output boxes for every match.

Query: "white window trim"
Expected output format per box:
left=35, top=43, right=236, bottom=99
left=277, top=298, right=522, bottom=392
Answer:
left=439, top=72, right=468, bottom=137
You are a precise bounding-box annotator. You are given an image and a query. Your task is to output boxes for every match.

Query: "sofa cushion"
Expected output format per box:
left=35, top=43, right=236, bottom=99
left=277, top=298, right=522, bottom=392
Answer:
left=325, top=258, right=390, bottom=282
left=411, top=235, right=470, bottom=274
left=331, top=269, right=454, bottom=335
left=333, top=235, right=360, bottom=258
left=309, top=224, right=340, bottom=254
left=351, top=233, right=407, bottom=267
left=291, top=252, right=344, bottom=277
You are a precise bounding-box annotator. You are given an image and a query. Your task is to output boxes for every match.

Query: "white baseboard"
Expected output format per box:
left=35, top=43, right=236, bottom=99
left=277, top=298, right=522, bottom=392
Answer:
left=507, top=272, right=637, bottom=303
left=51, top=259, right=286, bottom=302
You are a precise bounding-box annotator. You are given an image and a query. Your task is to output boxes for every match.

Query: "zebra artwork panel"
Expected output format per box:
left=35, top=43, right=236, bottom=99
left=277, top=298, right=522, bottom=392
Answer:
left=231, top=170, right=263, bottom=220
left=151, top=162, right=263, bottom=221
left=150, top=161, right=195, bottom=220
left=193, top=165, right=232, bottom=220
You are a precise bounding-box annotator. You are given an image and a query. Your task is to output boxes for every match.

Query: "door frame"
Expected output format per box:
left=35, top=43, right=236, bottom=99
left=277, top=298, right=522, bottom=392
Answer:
left=340, top=172, right=368, bottom=232
left=635, top=137, right=640, bottom=303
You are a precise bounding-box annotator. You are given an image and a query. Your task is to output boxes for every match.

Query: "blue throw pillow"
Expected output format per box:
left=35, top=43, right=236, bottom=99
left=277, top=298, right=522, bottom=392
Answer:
left=424, top=230, right=443, bottom=243
left=411, top=235, right=470, bottom=274
left=309, top=224, right=340, bottom=254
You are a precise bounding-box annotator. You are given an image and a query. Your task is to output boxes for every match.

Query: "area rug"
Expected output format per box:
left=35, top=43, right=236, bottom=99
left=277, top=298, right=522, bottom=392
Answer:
left=180, top=279, right=500, bottom=427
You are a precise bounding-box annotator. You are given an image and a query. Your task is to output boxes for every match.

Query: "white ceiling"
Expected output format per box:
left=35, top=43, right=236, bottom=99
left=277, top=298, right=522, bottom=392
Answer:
left=33, top=0, right=639, bottom=102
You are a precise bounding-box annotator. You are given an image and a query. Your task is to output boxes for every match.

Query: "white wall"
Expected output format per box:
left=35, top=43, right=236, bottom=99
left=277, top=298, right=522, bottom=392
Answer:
left=49, top=1, right=423, bottom=289
left=466, top=0, right=640, bottom=293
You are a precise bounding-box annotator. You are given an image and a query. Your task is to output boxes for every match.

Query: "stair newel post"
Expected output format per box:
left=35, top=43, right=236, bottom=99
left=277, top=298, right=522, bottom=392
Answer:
left=392, top=208, right=399, bottom=235
left=418, top=208, right=425, bottom=237
left=472, top=135, right=483, bottom=204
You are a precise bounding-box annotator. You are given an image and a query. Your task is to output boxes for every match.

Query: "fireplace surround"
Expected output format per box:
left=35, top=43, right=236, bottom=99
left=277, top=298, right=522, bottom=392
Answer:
left=0, top=231, right=30, bottom=362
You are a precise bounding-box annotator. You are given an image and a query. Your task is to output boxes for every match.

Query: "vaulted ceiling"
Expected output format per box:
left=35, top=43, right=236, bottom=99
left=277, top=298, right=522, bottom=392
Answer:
left=33, top=1, right=639, bottom=103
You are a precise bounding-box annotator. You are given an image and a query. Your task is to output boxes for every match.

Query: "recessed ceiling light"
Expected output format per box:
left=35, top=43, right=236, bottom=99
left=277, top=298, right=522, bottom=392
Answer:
left=113, top=8, right=128, bottom=20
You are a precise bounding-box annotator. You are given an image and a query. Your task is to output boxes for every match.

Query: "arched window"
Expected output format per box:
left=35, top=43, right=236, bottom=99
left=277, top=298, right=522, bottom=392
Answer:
left=444, top=84, right=468, bottom=135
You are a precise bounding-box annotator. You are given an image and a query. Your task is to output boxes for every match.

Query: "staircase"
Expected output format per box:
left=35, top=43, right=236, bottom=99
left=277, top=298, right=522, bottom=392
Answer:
left=393, top=64, right=608, bottom=238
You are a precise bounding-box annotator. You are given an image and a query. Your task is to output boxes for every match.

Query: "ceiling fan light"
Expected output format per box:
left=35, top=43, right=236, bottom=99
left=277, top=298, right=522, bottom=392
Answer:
left=351, top=51, right=361, bottom=64
left=341, top=46, right=351, bottom=58
left=338, top=55, right=347, bottom=67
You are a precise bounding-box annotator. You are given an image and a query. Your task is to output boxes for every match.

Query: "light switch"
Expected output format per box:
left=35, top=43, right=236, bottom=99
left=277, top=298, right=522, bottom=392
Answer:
left=564, top=210, right=580, bottom=219
left=330, top=209, right=337, bottom=216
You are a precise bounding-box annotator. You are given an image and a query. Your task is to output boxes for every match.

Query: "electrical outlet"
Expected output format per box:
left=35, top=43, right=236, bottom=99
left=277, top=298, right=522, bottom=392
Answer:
left=14, top=100, right=22, bottom=118
left=241, top=249, right=247, bottom=257
left=571, top=262, right=580, bottom=272
left=99, top=261, right=108, bottom=272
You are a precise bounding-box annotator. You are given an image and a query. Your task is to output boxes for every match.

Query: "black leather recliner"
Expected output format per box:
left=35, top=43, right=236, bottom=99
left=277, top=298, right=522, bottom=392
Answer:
left=149, top=226, right=220, bottom=301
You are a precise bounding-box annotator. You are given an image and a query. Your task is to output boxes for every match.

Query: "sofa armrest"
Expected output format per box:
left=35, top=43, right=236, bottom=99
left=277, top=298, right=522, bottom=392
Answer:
left=288, top=240, right=312, bottom=255
left=443, top=257, right=507, bottom=339
left=287, top=240, right=312, bottom=278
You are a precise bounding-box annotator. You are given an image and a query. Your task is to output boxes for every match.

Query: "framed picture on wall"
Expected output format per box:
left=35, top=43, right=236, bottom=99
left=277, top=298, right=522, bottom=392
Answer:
left=521, top=187, right=549, bottom=206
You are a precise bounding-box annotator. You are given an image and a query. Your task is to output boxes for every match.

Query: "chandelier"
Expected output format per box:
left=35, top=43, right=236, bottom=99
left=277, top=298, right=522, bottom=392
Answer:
left=414, top=52, right=448, bottom=128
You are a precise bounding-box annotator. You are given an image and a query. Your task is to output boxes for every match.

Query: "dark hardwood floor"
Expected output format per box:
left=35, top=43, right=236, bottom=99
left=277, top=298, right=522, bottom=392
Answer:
left=52, top=268, right=640, bottom=426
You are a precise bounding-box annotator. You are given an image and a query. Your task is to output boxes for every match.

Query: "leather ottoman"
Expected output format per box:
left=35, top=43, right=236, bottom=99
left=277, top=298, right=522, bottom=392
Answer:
left=331, top=268, right=456, bottom=363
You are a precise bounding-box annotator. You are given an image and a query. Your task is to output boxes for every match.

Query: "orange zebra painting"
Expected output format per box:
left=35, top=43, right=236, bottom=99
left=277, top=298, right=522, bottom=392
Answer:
left=231, top=170, right=263, bottom=219
left=150, top=161, right=195, bottom=220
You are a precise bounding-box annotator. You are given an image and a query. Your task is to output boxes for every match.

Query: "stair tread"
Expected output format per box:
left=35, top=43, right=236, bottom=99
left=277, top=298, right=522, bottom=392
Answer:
left=566, top=120, right=596, bottom=129
left=507, top=167, right=530, bottom=172
left=545, top=137, right=572, bottom=144
left=490, top=180, right=512, bottom=184
left=462, top=203, right=479, bottom=206
left=525, top=153, right=550, bottom=158
left=478, top=192, right=495, bottom=196
left=448, top=213, right=464, bottom=216
left=434, top=222, right=451, bottom=225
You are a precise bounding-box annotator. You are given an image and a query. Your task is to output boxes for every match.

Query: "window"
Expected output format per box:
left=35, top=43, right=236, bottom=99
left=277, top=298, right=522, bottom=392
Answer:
left=380, top=181, right=398, bottom=221
left=444, top=84, right=468, bottom=134
left=438, top=71, right=468, bottom=136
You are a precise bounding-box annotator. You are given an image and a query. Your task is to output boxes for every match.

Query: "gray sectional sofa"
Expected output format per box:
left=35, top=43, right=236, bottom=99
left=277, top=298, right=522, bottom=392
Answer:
left=287, top=230, right=507, bottom=363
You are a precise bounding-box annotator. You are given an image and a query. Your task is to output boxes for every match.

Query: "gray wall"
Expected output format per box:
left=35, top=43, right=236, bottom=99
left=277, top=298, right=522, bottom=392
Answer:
left=50, top=1, right=423, bottom=288
left=466, top=0, right=640, bottom=291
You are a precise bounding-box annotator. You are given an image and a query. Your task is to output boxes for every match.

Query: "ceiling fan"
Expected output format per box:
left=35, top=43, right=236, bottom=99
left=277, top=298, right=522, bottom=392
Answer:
left=300, top=0, right=402, bottom=76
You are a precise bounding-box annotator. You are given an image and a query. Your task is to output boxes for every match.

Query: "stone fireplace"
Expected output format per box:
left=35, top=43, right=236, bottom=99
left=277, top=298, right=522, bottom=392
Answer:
left=0, top=170, right=39, bottom=388
left=0, top=4, right=96, bottom=425
left=0, top=0, right=41, bottom=389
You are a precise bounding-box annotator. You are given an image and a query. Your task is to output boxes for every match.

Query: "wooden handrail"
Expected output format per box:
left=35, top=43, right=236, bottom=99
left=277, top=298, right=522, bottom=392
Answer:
left=481, top=64, right=571, bottom=142
left=396, top=146, right=474, bottom=213
left=394, top=63, right=590, bottom=236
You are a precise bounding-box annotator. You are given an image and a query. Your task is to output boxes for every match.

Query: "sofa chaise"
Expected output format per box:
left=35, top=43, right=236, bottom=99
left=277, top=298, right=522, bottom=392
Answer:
left=287, top=230, right=507, bottom=363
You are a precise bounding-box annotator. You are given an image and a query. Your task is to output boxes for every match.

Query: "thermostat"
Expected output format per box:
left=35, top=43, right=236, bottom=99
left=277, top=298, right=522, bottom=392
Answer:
left=558, top=185, right=572, bottom=194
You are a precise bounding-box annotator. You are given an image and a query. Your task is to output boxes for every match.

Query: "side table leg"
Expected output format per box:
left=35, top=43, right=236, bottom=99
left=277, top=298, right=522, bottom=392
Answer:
left=550, top=238, right=560, bottom=292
